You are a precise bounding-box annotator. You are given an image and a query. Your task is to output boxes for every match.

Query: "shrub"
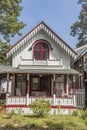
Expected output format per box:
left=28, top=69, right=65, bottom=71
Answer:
left=73, top=109, right=87, bottom=119
left=6, top=109, right=15, bottom=119
left=73, top=110, right=82, bottom=117
left=30, top=98, right=51, bottom=118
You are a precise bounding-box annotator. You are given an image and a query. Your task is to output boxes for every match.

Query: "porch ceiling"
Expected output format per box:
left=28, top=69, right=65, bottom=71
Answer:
left=0, top=65, right=79, bottom=74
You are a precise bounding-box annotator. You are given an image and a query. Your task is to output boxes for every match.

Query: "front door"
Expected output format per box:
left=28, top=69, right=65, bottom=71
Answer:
left=16, top=74, right=27, bottom=96
left=30, top=75, right=51, bottom=96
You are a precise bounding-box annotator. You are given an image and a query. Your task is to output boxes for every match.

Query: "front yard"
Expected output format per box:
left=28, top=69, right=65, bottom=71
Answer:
left=0, top=111, right=87, bottom=130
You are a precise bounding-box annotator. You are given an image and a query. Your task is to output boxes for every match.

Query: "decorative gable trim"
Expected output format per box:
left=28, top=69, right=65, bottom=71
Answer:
left=7, top=22, right=77, bottom=59
left=74, top=48, right=87, bottom=63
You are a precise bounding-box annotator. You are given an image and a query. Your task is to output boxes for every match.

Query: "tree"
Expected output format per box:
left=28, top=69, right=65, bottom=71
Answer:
left=70, top=0, right=87, bottom=48
left=0, top=0, right=25, bottom=42
left=0, top=40, right=11, bottom=65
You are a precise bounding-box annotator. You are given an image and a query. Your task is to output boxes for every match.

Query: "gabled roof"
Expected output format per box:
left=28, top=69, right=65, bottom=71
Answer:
left=7, top=22, right=77, bottom=59
left=75, top=44, right=87, bottom=56
left=75, top=44, right=87, bottom=62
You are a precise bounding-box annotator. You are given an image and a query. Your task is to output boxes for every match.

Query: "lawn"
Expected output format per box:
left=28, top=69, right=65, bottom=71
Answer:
left=0, top=111, right=87, bottom=130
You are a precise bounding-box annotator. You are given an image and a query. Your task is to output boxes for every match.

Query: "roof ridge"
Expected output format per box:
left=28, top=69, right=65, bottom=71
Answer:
left=7, top=21, right=77, bottom=58
left=75, top=44, right=87, bottom=51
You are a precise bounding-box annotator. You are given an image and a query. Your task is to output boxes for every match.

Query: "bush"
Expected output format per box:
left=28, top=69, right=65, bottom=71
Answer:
left=73, top=109, right=87, bottom=119
left=7, top=109, right=15, bottom=119
left=30, top=98, right=51, bottom=118
left=73, top=110, right=82, bottom=117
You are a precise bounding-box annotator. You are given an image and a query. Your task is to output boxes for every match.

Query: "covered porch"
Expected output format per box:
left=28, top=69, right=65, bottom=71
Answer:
left=0, top=66, right=78, bottom=110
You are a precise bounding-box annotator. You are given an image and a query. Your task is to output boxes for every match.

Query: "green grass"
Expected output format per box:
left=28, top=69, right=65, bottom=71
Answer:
left=0, top=112, right=87, bottom=130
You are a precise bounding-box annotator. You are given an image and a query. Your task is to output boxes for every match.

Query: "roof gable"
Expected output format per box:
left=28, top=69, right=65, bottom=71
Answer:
left=75, top=44, right=87, bottom=55
left=7, top=22, right=77, bottom=59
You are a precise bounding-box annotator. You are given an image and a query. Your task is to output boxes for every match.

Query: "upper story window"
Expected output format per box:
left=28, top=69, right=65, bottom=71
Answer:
left=33, top=41, right=49, bottom=60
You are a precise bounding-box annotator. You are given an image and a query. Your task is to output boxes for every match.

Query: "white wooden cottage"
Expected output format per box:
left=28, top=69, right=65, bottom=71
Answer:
left=0, top=22, right=79, bottom=114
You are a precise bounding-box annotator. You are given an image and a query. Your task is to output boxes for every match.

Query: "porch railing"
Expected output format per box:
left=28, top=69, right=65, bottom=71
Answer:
left=75, top=89, right=85, bottom=108
left=19, top=58, right=63, bottom=66
left=6, top=96, right=26, bottom=105
left=6, top=95, right=76, bottom=107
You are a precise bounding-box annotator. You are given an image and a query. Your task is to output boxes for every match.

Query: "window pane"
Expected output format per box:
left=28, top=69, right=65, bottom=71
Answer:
left=34, top=44, right=40, bottom=50
left=43, top=52, right=48, bottom=60
left=41, top=77, right=50, bottom=91
left=31, top=78, right=40, bottom=90
left=34, top=51, right=40, bottom=60
left=42, top=43, right=49, bottom=51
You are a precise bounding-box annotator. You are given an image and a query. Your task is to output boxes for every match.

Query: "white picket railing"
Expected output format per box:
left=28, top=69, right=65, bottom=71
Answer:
left=75, top=89, right=85, bottom=108
left=6, top=96, right=26, bottom=105
left=20, top=58, right=63, bottom=66
left=6, top=95, right=75, bottom=107
left=6, top=89, right=85, bottom=109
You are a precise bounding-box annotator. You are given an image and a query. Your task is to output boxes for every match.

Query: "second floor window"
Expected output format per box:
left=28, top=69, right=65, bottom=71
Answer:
left=33, top=42, right=49, bottom=60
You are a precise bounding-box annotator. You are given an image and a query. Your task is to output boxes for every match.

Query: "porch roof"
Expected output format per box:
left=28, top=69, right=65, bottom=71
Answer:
left=0, top=66, right=79, bottom=75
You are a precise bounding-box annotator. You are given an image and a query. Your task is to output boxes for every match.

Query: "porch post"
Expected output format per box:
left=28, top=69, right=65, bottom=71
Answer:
left=27, top=73, right=30, bottom=95
left=53, top=74, right=56, bottom=106
left=6, top=73, right=9, bottom=104
left=73, top=75, right=76, bottom=94
left=26, top=73, right=30, bottom=105
left=7, top=73, right=9, bottom=94
left=66, top=75, right=69, bottom=95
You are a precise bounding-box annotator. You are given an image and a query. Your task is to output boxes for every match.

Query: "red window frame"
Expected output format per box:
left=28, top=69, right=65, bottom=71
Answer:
left=33, top=42, right=49, bottom=60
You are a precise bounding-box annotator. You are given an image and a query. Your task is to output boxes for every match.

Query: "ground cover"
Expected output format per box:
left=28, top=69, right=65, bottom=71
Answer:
left=0, top=110, right=87, bottom=130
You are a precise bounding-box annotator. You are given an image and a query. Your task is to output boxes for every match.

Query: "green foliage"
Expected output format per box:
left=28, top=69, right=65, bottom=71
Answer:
left=71, top=0, right=87, bottom=48
left=0, top=40, right=11, bottom=65
left=6, top=109, right=15, bottom=119
left=0, top=0, right=25, bottom=42
left=73, top=109, right=87, bottom=119
left=0, top=113, right=86, bottom=129
left=16, top=108, right=24, bottom=114
left=73, top=110, right=82, bottom=117
left=30, top=98, right=51, bottom=118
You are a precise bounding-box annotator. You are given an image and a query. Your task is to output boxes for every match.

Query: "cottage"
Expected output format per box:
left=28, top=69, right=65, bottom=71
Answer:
left=74, top=44, right=87, bottom=108
left=0, top=22, right=79, bottom=114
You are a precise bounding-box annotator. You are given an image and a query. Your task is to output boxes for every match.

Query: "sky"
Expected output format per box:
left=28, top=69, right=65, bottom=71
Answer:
left=10, top=0, right=81, bottom=49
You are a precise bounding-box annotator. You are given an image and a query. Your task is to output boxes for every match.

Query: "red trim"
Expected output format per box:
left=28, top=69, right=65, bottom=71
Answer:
left=33, top=41, right=49, bottom=60
left=31, top=39, right=52, bottom=51
left=7, top=21, right=77, bottom=55
left=6, top=105, right=27, bottom=108
left=51, top=106, right=76, bottom=109
left=6, top=105, right=76, bottom=109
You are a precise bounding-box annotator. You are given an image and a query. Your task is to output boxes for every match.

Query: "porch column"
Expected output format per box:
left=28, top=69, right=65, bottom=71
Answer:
left=53, top=74, right=56, bottom=106
left=66, top=75, right=69, bottom=95
left=73, top=75, right=76, bottom=94
left=26, top=73, right=30, bottom=105
left=6, top=73, right=9, bottom=103
left=7, top=73, right=9, bottom=94
left=27, top=73, right=30, bottom=96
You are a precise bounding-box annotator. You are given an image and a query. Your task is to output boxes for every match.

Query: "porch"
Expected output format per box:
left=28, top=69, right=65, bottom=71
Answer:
left=0, top=67, right=79, bottom=114
left=5, top=94, right=76, bottom=114
left=6, top=95, right=76, bottom=108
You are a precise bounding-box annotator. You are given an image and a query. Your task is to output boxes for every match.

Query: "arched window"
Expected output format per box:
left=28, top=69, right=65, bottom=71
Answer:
left=33, top=41, right=49, bottom=60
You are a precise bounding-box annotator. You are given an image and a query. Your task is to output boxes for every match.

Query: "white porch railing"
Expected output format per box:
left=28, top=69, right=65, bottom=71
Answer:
left=56, top=97, right=74, bottom=106
left=6, top=96, right=26, bottom=105
left=19, top=58, right=63, bottom=66
left=75, top=89, right=85, bottom=108
left=6, top=95, right=76, bottom=107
